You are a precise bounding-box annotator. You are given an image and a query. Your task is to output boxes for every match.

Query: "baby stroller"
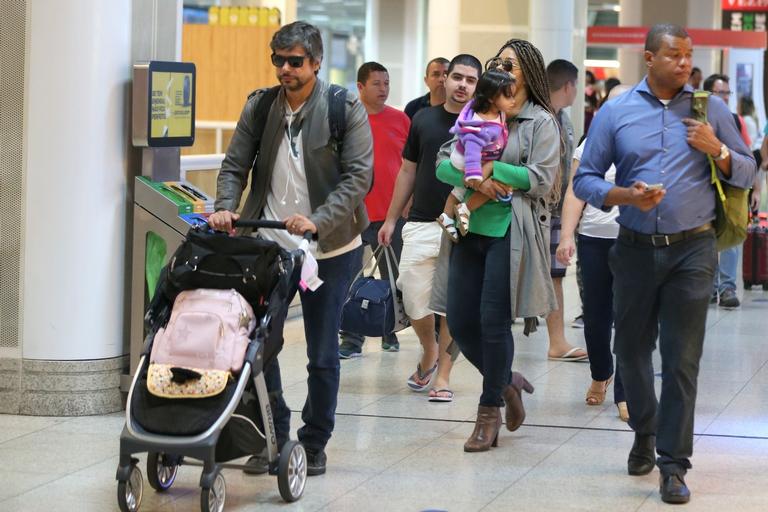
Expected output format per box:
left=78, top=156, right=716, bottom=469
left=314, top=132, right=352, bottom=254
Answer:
left=116, top=220, right=308, bottom=512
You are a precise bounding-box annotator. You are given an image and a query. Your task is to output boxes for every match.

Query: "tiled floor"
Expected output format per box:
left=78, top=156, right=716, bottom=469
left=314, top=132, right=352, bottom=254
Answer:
left=2, top=274, right=768, bottom=511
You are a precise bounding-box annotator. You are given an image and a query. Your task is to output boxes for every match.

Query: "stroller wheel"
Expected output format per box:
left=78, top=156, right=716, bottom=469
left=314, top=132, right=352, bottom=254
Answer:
left=200, top=471, right=226, bottom=512
left=117, top=464, right=143, bottom=512
left=278, top=440, right=307, bottom=502
left=147, top=452, right=179, bottom=492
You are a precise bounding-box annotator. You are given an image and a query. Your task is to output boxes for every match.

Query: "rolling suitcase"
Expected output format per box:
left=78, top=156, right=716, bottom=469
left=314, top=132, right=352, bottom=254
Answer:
left=743, top=212, right=768, bottom=290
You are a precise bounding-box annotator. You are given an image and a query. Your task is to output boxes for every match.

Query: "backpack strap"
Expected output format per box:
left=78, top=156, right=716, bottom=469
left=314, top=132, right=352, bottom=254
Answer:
left=250, top=85, right=281, bottom=148
left=692, top=90, right=727, bottom=205
left=327, top=84, right=347, bottom=154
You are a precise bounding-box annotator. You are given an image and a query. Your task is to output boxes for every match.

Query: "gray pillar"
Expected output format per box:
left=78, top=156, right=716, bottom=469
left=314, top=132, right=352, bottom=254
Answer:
left=529, top=0, right=588, bottom=141
left=619, top=0, right=644, bottom=85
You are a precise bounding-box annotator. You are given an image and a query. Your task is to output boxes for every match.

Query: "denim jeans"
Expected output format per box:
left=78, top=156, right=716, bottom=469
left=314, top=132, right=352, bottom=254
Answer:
left=609, top=230, right=716, bottom=474
left=265, top=245, right=362, bottom=452
left=447, top=230, right=513, bottom=407
left=339, top=219, right=405, bottom=348
left=577, top=234, right=625, bottom=404
left=713, top=245, right=739, bottom=294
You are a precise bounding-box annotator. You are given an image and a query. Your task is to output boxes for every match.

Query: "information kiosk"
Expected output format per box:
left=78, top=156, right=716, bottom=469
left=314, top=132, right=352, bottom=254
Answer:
left=124, top=61, right=217, bottom=389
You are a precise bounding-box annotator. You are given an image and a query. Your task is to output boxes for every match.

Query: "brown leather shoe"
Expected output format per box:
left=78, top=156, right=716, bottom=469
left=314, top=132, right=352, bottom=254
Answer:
left=502, top=372, right=534, bottom=432
left=464, top=405, right=502, bottom=452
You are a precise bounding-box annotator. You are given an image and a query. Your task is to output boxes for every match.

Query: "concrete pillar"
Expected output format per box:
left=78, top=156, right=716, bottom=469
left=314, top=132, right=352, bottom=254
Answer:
left=530, top=0, right=588, bottom=141
left=619, top=0, right=644, bottom=85
left=427, top=0, right=460, bottom=64
left=0, top=0, right=181, bottom=416
left=687, top=0, right=721, bottom=78
left=372, top=0, right=426, bottom=108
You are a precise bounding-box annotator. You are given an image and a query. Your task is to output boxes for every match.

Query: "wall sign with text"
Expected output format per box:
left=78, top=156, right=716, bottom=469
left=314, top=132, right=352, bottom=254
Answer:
left=722, top=0, right=768, bottom=31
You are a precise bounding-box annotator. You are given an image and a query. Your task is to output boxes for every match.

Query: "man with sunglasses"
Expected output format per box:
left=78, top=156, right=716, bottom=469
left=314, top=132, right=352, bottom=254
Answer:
left=210, top=21, right=373, bottom=476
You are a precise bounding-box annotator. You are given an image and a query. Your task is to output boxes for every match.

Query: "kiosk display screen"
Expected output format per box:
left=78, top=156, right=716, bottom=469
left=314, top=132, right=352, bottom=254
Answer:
left=145, top=61, right=196, bottom=147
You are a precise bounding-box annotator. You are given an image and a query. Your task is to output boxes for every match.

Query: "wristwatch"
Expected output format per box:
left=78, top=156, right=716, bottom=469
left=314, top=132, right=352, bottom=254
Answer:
left=713, top=144, right=730, bottom=161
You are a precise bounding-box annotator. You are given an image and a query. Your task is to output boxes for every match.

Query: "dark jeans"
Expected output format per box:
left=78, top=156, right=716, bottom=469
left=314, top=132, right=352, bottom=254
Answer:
left=575, top=236, right=585, bottom=314
left=339, top=219, right=405, bottom=347
left=265, top=246, right=362, bottom=452
left=577, top=235, right=624, bottom=403
left=609, top=230, right=716, bottom=475
left=447, top=230, right=513, bottom=407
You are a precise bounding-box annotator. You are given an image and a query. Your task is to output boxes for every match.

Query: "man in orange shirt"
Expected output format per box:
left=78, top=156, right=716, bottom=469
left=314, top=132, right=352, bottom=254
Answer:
left=339, top=62, right=411, bottom=358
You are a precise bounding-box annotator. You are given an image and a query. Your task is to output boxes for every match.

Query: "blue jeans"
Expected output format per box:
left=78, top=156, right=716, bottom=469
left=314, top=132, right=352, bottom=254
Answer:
left=713, top=245, right=739, bottom=294
left=577, top=235, right=625, bottom=403
left=447, top=230, right=513, bottom=407
left=265, top=246, right=362, bottom=452
left=339, top=219, right=404, bottom=347
left=609, top=230, right=716, bottom=475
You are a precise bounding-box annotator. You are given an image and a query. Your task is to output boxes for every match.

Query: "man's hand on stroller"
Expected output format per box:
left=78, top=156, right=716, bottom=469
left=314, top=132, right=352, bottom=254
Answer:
left=208, top=210, right=240, bottom=234
left=284, top=214, right=317, bottom=236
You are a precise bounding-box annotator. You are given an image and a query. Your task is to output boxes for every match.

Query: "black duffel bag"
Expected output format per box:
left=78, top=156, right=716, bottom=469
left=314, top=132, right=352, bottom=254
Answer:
left=164, top=229, right=286, bottom=305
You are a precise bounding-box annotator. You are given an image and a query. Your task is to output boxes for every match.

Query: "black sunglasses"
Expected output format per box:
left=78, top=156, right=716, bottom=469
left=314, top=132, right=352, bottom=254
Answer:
left=486, top=57, right=519, bottom=73
left=271, top=53, right=308, bottom=68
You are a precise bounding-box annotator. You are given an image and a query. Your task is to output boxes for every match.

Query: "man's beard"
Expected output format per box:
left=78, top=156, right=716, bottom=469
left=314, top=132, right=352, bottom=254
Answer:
left=281, top=75, right=308, bottom=91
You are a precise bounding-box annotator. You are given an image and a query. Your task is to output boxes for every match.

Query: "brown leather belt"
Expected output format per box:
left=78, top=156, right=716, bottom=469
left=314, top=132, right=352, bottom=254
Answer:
left=618, top=223, right=714, bottom=248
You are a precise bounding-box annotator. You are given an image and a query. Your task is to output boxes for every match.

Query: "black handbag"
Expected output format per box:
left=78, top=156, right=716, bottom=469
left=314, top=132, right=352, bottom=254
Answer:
left=340, top=246, right=410, bottom=337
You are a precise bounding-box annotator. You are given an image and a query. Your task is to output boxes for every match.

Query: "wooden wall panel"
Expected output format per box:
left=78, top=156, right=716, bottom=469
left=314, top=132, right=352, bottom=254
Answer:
left=182, top=24, right=276, bottom=123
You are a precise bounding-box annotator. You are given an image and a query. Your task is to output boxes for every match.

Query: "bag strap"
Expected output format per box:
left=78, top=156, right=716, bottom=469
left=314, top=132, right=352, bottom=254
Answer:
left=252, top=85, right=282, bottom=148
left=327, top=84, right=347, bottom=153
left=381, top=245, right=400, bottom=299
left=351, top=245, right=384, bottom=283
left=250, top=84, right=347, bottom=157
left=692, top=90, right=728, bottom=208
left=349, top=245, right=400, bottom=297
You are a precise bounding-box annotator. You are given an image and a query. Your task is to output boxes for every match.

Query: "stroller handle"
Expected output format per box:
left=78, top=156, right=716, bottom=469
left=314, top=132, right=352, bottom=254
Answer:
left=232, top=219, right=314, bottom=241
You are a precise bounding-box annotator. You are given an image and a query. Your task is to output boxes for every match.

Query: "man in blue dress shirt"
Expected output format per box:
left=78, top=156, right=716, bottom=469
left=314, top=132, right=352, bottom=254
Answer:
left=574, top=24, right=756, bottom=504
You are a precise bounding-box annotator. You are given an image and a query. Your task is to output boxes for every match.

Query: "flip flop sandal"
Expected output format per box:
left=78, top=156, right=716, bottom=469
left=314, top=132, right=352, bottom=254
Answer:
left=428, top=388, right=454, bottom=402
left=547, top=347, right=589, bottom=362
left=407, top=362, right=438, bottom=392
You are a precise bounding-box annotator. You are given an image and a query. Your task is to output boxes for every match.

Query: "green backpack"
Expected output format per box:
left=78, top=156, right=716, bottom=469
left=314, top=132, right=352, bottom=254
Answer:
left=691, top=91, right=749, bottom=251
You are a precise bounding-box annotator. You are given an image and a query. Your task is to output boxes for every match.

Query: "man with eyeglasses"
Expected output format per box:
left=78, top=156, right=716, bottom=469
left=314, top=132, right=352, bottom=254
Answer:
left=703, top=73, right=749, bottom=309
left=209, top=21, right=373, bottom=477
left=403, top=57, right=449, bottom=119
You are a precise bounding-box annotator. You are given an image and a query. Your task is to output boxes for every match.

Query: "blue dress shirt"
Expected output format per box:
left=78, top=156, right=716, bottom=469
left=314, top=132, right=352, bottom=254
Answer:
left=573, top=77, right=756, bottom=235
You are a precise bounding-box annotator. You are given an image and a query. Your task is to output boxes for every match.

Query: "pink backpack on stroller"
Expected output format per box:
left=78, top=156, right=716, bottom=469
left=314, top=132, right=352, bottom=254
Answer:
left=148, top=288, right=256, bottom=398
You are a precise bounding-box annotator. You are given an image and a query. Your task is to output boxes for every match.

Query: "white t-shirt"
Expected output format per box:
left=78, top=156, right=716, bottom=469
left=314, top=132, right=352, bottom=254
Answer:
left=573, top=140, right=619, bottom=239
left=258, top=101, right=361, bottom=259
left=743, top=115, right=762, bottom=151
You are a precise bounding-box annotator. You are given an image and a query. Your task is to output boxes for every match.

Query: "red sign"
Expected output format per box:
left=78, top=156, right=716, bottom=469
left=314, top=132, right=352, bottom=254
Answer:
left=587, top=26, right=767, bottom=49
left=722, top=0, right=768, bottom=11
